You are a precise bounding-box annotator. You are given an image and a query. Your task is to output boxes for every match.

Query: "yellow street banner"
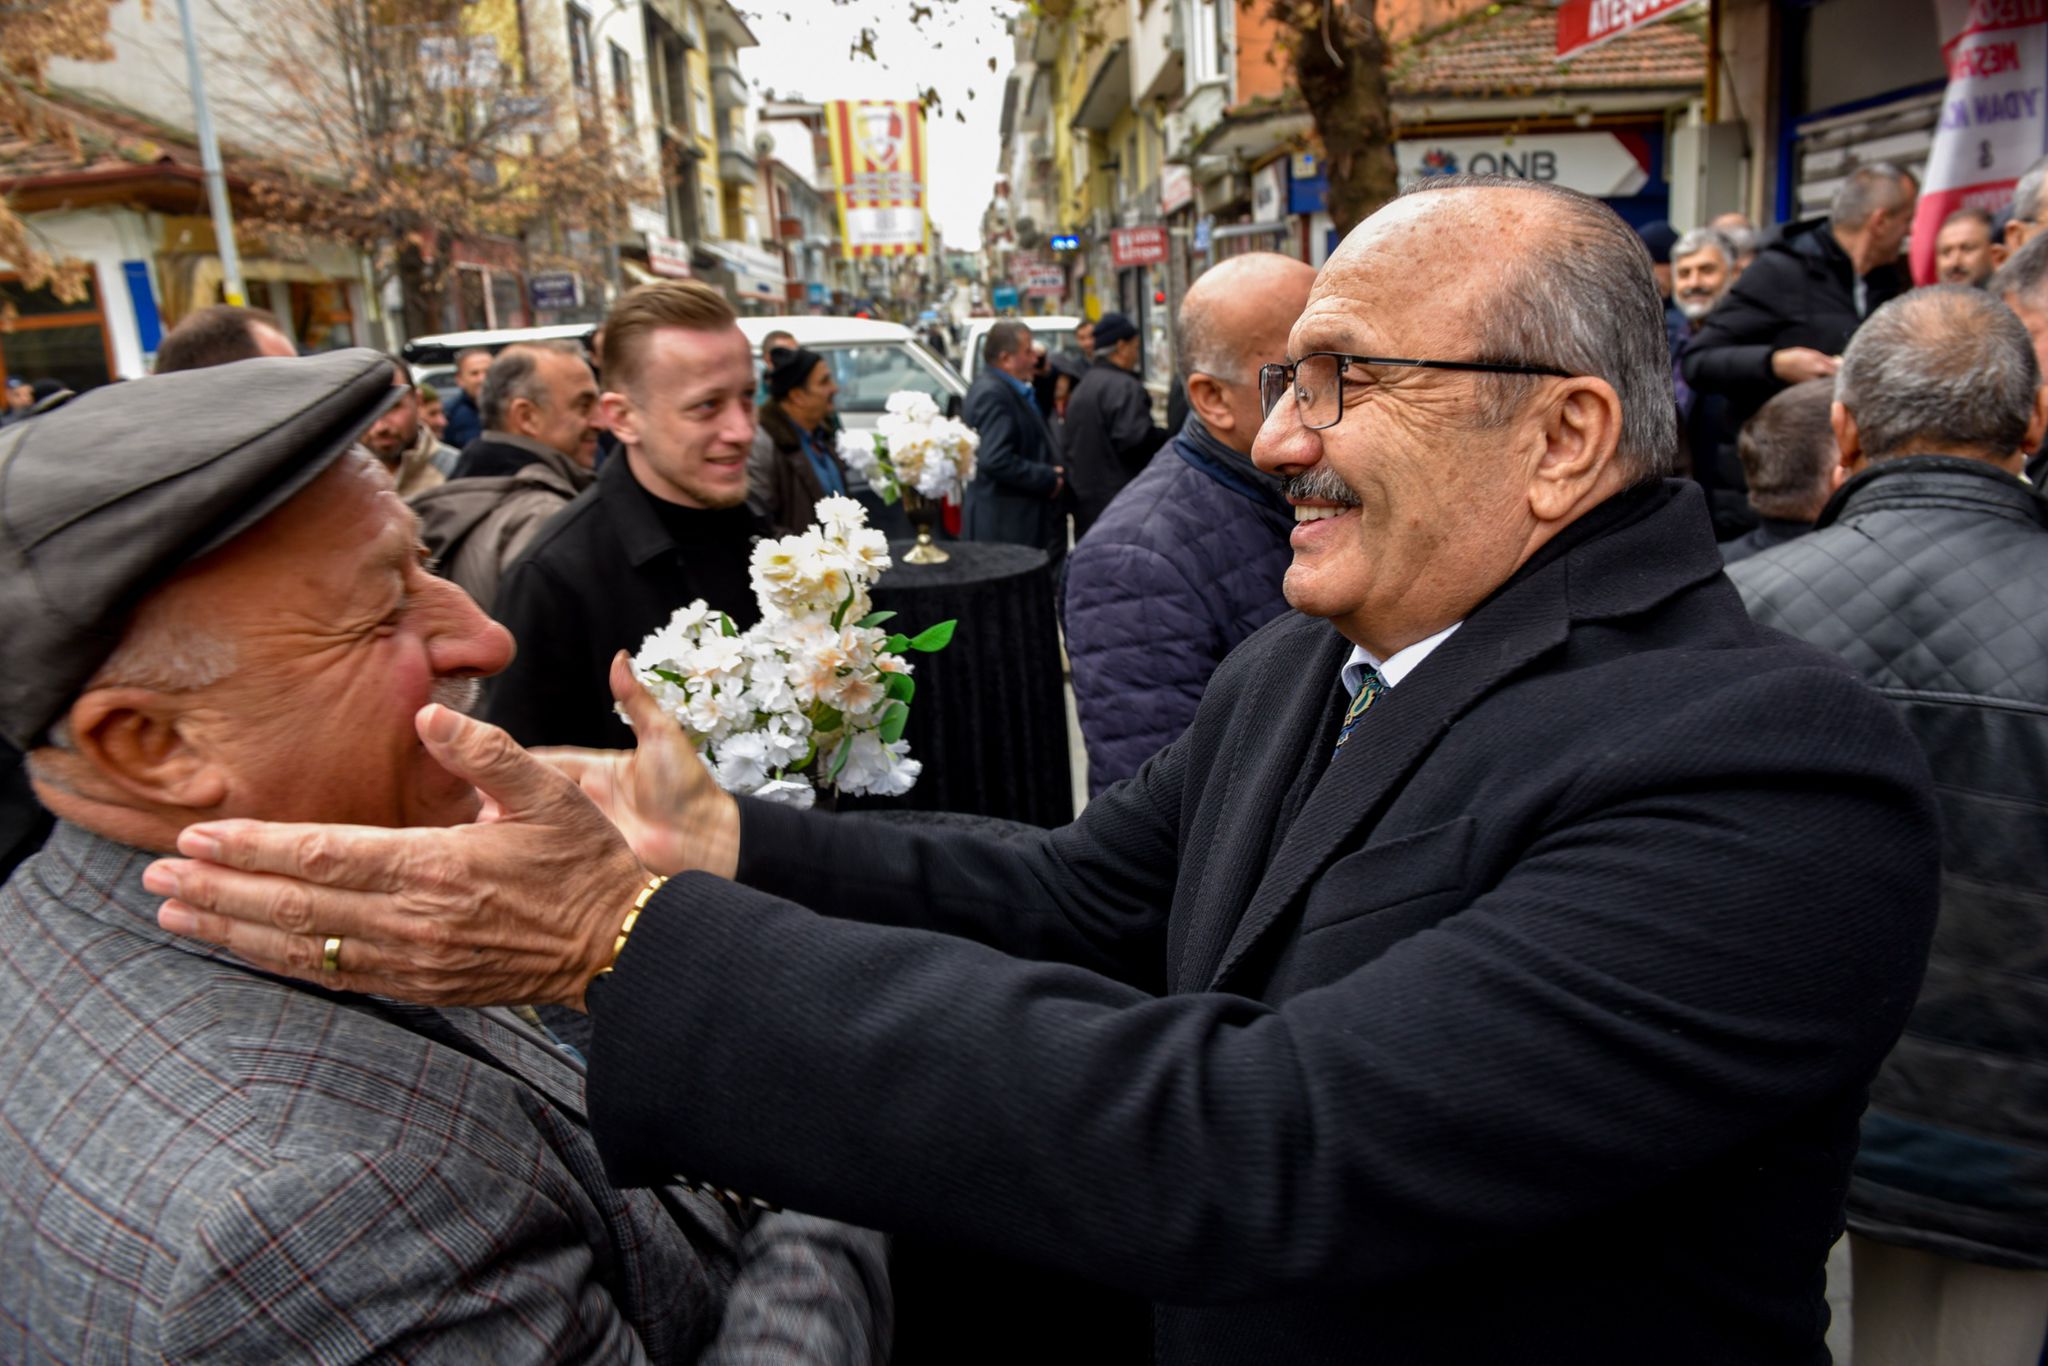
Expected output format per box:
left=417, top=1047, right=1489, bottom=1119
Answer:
left=824, top=100, right=929, bottom=259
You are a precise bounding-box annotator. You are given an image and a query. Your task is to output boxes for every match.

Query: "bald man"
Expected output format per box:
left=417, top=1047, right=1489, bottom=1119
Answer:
left=1063, top=251, right=1317, bottom=793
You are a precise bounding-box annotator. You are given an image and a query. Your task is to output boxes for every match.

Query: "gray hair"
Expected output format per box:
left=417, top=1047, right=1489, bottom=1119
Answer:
left=1405, top=175, right=1676, bottom=480
left=1830, top=163, right=1916, bottom=231
left=1672, top=227, right=1736, bottom=268
left=2015, top=156, right=2048, bottom=226
left=1737, top=379, right=1838, bottom=520
left=982, top=319, right=1032, bottom=367
left=480, top=341, right=582, bottom=430
left=1991, top=227, right=2048, bottom=306
left=1836, top=285, right=2040, bottom=460
left=46, top=598, right=236, bottom=749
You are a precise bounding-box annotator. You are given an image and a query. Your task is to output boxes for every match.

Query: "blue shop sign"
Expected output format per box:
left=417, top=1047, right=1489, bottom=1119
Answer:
left=529, top=272, right=581, bottom=311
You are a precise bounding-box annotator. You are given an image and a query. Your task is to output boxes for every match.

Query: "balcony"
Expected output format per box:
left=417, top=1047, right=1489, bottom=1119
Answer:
left=718, top=130, right=757, bottom=185
left=710, top=62, right=748, bottom=111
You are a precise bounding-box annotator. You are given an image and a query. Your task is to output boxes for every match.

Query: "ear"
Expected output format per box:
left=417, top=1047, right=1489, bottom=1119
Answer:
left=1184, top=372, right=1234, bottom=435
left=2024, top=384, right=2048, bottom=456
left=1830, top=401, right=1864, bottom=486
left=600, top=390, right=637, bottom=445
left=63, top=687, right=228, bottom=811
left=1992, top=241, right=2012, bottom=269
left=507, top=396, right=541, bottom=438
left=1527, top=377, right=1624, bottom=523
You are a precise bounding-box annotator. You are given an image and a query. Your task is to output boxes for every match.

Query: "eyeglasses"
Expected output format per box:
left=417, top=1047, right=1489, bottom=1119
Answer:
left=1258, top=352, right=1573, bottom=431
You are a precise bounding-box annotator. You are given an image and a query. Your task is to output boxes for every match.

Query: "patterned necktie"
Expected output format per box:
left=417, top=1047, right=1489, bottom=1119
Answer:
left=1332, top=667, right=1387, bottom=759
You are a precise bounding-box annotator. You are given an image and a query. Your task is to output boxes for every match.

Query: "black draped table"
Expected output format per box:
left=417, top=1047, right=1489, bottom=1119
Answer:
left=839, top=540, right=1073, bottom=827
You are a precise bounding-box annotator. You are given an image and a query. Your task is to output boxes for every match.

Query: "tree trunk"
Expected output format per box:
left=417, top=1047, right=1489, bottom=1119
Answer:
left=1268, top=0, right=1401, bottom=238
left=397, top=228, right=455, bottom=337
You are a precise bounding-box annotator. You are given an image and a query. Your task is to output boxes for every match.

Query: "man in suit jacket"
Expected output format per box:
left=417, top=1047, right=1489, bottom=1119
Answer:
left=961, top=319, right=1069, bottom=569
left=0, top=353, right=887, bottom=1363
left=153, top=179, right=1941, bottom=1364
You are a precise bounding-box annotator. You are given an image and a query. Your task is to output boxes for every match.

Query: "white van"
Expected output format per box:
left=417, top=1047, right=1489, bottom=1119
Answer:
left=959, top=315, right=1084, bottom=383
left=736, top=316, right=966, bottom=438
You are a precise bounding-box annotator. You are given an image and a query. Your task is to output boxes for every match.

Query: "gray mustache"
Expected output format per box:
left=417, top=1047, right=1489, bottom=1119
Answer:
left=431, top=676, right=482, bottom=715
left=1283, top=467, right=1361, bottom=507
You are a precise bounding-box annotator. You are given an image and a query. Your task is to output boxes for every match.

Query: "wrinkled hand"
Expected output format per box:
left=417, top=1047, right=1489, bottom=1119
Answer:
left=148, top=703, right=648, bottom=1010
left=1771, top=347, right=1840, bottom=384
left=535, top=653, right=741, bottom=880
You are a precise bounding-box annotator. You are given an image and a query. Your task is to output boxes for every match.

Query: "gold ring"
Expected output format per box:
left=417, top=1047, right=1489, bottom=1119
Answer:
left=321, top=935, right=343, bottom=973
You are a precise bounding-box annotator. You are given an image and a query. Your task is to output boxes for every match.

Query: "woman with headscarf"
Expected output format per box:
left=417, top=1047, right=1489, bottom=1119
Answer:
left=747, top=345, right=850, bottom=536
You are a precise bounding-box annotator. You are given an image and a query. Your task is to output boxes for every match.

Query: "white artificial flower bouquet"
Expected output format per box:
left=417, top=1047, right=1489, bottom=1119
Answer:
left=837, top=390, right=980, bottom=504
left=629, top=494, right=956, bottom=808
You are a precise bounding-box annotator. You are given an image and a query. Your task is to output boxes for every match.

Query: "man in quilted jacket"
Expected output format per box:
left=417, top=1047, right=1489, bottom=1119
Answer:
left=1729, top=285, right=2048, bottom=1366
left=1063, top=252, right=1315, bottom=795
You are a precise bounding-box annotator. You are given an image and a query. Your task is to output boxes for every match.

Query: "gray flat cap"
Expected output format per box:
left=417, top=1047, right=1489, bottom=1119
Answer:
left=0, top=348, right=400, bottom=750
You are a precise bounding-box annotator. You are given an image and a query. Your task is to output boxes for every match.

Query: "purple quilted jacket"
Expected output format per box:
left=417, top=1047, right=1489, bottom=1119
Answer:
left=1062, top=422, right=1295, bottom=796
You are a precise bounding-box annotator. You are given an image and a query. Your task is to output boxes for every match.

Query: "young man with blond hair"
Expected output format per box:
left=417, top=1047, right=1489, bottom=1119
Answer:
left=483, top=281, right=771, bottom=751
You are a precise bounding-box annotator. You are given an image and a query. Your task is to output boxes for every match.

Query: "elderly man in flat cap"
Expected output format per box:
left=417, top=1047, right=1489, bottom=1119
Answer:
left=0, top=350, right=888, bottom=1363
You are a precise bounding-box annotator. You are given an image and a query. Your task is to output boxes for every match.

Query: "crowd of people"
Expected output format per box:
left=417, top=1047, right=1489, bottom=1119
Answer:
left=1, top=166, right=2046, bottom=1364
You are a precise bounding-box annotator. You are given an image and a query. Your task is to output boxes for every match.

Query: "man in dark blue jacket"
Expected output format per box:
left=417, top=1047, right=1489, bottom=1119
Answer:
left=961, top=320, right=1069, bottom=570
left=1681, top=163, right=1915, bottom=536
left=1063, top=252, right=1314, bottom=794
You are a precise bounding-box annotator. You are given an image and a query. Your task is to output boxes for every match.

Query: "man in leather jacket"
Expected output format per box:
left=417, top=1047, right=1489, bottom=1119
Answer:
left=1729, top=285, right=2048, bottom=1365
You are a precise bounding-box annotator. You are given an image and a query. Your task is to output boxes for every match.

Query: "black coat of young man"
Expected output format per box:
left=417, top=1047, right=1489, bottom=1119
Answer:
left=585, top=479, right=1940, bottom=1365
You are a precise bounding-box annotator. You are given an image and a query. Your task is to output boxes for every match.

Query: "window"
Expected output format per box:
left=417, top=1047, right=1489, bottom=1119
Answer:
left=817, top=343, right=949, bottom=413
left=0, top=273, right=114, bottom=392
left=567, top=5, right=594, bottom=91
left=610, top=42, right=635, bottom=129
left=288, top=280, right=357, bottom=352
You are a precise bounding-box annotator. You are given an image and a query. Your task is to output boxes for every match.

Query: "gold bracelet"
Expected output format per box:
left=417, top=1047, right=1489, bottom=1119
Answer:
left=596, top=874, right=668, bottom=978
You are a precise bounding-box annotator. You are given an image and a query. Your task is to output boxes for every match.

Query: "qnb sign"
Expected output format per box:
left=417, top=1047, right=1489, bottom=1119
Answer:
left=1400, top=132, right=1652, bottom=199
left=1456, top=149, right=1562, bottom=180
left=1049, top=234, right=1081, bottom=251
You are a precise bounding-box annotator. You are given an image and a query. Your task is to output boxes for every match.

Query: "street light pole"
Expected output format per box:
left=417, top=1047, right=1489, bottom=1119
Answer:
left=175, top=0, right=246, bottom=307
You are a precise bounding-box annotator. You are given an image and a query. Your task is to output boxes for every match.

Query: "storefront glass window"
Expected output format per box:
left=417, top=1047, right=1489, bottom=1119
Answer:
left=0, top=274, right=114, bottom=393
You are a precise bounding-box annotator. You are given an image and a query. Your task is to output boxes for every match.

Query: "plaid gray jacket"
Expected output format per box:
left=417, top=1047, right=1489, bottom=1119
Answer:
left=0, top=823, right=890, bottom=1363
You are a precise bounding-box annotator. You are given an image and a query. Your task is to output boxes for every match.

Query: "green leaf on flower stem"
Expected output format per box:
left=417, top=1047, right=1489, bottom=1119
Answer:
left=719, top=613, right=737, bottom=638
left=883, top=633, right=911, bottom=654
left=907, top=619, right=957, bottom=652
left=831, top=582, right=856, bottom=630
left=812, top=704, right=844, bottom=733
left=650, top=667, right=685, bottom=686
left=828, top=736, right=854, bottom=781
left=856, top=611, right=897, bottom=629
left=879, top=700, right=909, bottom=744
left=883, top=670, right=915, bottom=703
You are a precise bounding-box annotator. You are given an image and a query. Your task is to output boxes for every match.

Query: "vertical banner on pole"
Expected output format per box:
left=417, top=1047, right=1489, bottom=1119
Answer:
left=825, top=100, right=929, bottom=260
left=1912, top=0, right=2048, bottom=284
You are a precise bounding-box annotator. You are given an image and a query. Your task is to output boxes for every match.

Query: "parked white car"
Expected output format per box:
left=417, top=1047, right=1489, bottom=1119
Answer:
left=959, top=315, right=1084, bottom=383
left=399, top=323, right=598, bottom=394
left=737, top=316, right=966, bottom=436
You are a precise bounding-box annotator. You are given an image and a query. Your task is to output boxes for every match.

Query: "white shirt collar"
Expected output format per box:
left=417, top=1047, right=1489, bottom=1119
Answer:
left=1341, top=621, right=1462, bottom=696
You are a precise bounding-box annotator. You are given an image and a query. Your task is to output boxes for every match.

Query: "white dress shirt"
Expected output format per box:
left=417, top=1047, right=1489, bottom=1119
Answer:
left=1340, top=621, right=1463, bottom=697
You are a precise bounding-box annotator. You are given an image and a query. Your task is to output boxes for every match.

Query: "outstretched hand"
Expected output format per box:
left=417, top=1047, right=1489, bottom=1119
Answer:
left=535, top=653, right=742, bottom=880
left=149, top=702, right=649, bottom=1010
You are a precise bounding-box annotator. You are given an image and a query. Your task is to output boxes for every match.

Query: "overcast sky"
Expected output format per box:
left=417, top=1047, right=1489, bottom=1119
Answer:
left=735, top=1, right=1021, bottom=250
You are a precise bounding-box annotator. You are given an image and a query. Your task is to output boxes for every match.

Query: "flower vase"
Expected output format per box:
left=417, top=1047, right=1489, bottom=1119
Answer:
left=900, top=489, right=950, bottom=565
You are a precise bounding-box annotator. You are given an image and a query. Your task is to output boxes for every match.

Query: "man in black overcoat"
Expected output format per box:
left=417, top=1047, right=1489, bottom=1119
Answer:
left=1063, top=311, right=1168, bottom=538
left=960, top=318, right=1069, bottom=569
left=152, top=177, right=1942, bottom=1366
